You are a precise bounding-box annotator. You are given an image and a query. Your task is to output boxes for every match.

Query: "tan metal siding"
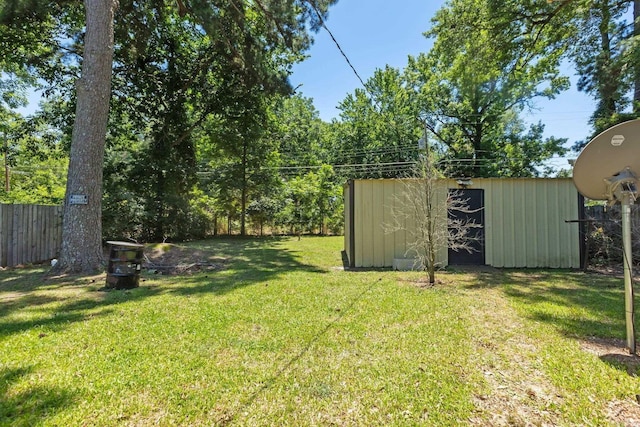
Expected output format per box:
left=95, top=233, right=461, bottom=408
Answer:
left=353, top=179, right=400, bottom=268
left=372, top=180, right=385, bottom=267
left=350, top=178, right=448, bottom=268
left=392, top=179, right=407, bottom=261
left=382, top=180, right=395, bottom=266
left=474, top=178, right=579, bottom=268
left=355, top=180, right=370, bottom=267
left=346, top=178, right=579, bottom=269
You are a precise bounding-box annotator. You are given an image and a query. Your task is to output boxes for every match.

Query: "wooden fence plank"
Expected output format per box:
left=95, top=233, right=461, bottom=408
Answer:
left=0, top=204, right=63, bottom=267
left=43, top=207, right=49, bottom=261
left=35, top=205, right=42, bottom=262
left=12, top=205, right=19, bottom=266
left=27, top=205, right=33, bottom=263
left=5, top=205, right=13, bottom=267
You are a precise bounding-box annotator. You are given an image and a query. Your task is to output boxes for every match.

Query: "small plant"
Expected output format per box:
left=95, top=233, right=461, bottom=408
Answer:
left=385, top=155, right=482, bottom=284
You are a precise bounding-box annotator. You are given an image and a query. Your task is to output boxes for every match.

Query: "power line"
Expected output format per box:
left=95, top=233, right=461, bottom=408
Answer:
left=306, top=0, right=368, bottom=91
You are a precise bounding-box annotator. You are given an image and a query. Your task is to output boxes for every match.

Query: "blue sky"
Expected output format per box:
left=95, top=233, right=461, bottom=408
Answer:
left=289, top=0, right=597, bottom=170
left=16, top=1, right=597, bottom=170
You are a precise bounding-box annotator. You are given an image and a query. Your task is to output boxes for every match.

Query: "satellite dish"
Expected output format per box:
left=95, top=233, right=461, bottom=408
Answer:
left=573, top=119, right=640, bottom=355
left=573, top=119, right=640, bottom=201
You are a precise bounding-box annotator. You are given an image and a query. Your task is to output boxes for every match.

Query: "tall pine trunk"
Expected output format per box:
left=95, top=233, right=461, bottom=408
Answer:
left=56, top=0, right=117, bottom=273
left=240, top=140, right=247, bottom=236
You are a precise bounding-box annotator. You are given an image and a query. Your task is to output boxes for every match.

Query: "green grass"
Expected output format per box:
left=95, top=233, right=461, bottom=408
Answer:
left=1, top=236, right=640, bottom=425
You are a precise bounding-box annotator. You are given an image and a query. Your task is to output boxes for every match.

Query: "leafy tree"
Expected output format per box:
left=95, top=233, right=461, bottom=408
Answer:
left=311, top=164, right=340, bottom=234
left=270, top=94, right=328, bottom=170
left=333, top=66, right=422, bottom=179
left=202, top=91, right=282, bottom=236
left=246, top=196, right=282, bottom=235
left=114, top=5, right=203, bottom=241
left=531, top=1, right=640, bottom=146
left=0, top=112, right=67, bottom=204
left=2, top=0, right=339, bottom=271
left=406, top=0, right=571, bottom=177
left=568, top=0, right=640, bottom=146
left=277, top=164, right=341, bottom=237
left=278, top=173, right=316, bottom=237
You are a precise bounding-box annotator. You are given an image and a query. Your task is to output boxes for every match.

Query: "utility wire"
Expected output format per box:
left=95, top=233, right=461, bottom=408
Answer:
left=305, top=0, right=368, bottom=91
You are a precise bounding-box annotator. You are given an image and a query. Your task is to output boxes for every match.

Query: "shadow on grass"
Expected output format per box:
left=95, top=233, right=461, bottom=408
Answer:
left=166, top=236, right=326, bottom=297
left=0, top=366, right=75, bottom=426
left=0, top=237, right=324, bottom=338
left=600, top=353, right=640, bottom=375
left=217, top=261, right=382, bottom=426
left=0, top=267, right=132, bottom=339
left=461, top=269, right=628, bottom=340
left=578, top=336, right=640, bottom=375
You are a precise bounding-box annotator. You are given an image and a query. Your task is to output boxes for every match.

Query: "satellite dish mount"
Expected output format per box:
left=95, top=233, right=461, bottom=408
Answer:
left=573, top=120, right=640, bottom=354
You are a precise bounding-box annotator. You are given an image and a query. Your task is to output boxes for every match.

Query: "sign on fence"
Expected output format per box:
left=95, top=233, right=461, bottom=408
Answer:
left=0, top=204, right=63, bottom=267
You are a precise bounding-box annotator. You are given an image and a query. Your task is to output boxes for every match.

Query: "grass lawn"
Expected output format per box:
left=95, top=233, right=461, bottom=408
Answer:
left=2, top=236, right=640, bottom=426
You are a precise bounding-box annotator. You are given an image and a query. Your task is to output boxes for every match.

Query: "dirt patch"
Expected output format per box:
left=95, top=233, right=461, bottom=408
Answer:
left=398, top=276, right=456, bottom=288
left=142, top=243, right=229, bottom=275
left=606, top=399, right=640, bottom=427
left=580, top=336, right=634, bottom=356
left=588, top=265, right=640, bottom=280
left=580, top=337, right=640, bottom=374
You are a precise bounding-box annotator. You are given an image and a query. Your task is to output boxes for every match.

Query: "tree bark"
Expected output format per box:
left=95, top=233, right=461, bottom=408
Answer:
left=56, top=0, right=118, bottom=273
left=240, top=140, right=247, bottom=236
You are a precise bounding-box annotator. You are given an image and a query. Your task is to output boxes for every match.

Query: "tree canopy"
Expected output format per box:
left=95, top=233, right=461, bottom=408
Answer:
left=0, top=0, right=637, bottom=261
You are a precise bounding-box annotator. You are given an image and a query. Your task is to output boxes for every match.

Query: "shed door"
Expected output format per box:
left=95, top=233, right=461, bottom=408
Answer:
left=448, top=189, right=485, bottom=265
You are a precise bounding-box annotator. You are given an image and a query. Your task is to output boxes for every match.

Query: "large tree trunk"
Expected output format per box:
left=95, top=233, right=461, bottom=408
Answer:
left=240, top=140, right=247, bottom=236
left=56, top=0, right=117, bottom=273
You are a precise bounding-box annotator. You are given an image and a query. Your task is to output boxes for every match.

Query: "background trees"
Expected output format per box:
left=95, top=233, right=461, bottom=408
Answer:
left=403, top=0, right=572, bottom=177
left=331, top=67, right=422, bottom=178
left=1, top=0, right=639, bottom=255
left=567, top=0, right=640, bottom=146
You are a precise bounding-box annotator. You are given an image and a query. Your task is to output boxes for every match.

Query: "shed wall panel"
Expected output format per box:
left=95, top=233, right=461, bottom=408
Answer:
left=382, top=180, right=395, bottom=266
left=343, top=183, right=351, bottom=266
left=536, top=182, right=550, bottom=267
left=346, top=178, right=579, bottom=269
left=354, top=181, right=364, bottom=268
left=358, top=181, right=373, bottom=267
left=474, top=178, right=579, bottom=268
left=372, top=181, right=385, bottom=267
left=393, top=180, right=407, bottom=261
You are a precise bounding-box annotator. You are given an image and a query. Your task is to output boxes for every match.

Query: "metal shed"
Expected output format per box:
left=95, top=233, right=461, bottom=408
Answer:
left=344, top=178, right=581, bottom=269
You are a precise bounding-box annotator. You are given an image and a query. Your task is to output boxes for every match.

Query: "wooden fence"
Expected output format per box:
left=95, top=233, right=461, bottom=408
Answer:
left=0, top=204, right=63, bottom=267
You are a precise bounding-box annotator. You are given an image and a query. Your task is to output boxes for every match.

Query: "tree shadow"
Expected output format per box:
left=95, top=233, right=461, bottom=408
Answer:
left=465, top=269, right=628, bottom=340
left=579, top=336, right=640, bottom=376
left=0, top=366, right=75, bottom=426
left=166, top=237, right=327, bottom=297
left=0, top=237, right=326, bottom=337
left=600, top=353, right=640, bottom=375
left=0, top=266, right=147, bottom=339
